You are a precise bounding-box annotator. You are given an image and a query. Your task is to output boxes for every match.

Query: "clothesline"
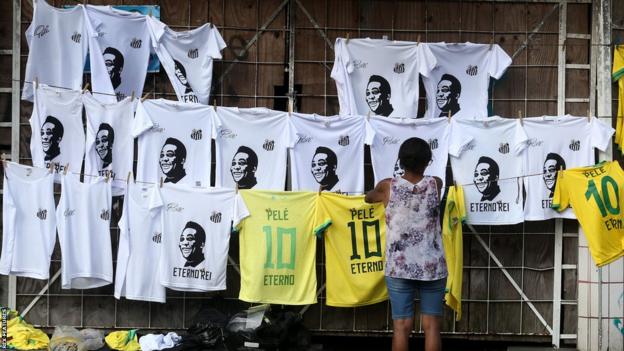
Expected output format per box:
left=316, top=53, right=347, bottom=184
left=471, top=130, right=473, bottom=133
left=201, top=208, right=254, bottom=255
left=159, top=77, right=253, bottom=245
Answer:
left=1, top=157, right=589, bottom=196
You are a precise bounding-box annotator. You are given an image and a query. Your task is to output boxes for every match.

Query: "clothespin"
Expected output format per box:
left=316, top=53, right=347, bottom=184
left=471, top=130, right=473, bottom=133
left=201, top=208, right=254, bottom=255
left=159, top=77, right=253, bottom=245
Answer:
left=447, top=110, right=452, bottom=124
left=160, top=177, right=164, bottom=188
left=127, top=171, right=133, bottom=185
left=213, top=99, right=217, bottom=111
left=47, top=162, right=53, bottom=174
left=559, top=165, right=564, bottom=179
left=64, top=163, right=69, bottom=175
left=318, top=184, right=325, bottom=195
left=345, top=32, right=350, bottom=44
left=453, top=180, right=457, bottom=188
left=131, top=91, right=135, bottom=101
left=587, top=109, right=591, bottom=123
left=288, top=100, right=293, bottom=115
left=416, top=34, right=421, bottom=46
left=1, top=153, right=6, bottom=171
left=82, top=83, right=90, bottom=94
left=235, top=183, right=239, bottom=194
left=489, top=37, right=494, bottom=50
left=141, top=92, right=150, bottom=102
left=34, top=77, right=39, bottom=89
left=518, top=110, right=523, bottom=126
left=483, top=117, right=488, bottom=128
left=562, top=39, right=567, bottom=51
left=105, top=171, right=110, bottom=183
left=367, top=111, right=371, bottom=121
left=148, top=8, right=153, bottom=17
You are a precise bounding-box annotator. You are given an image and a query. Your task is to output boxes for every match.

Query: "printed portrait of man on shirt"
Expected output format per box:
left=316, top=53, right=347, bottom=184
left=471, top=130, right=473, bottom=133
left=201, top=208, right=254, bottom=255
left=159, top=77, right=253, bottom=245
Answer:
left=160, top=137, right=187, bottom=184
left=95, top=123, right=114, bottom=169
left=41, top=115, right=64, bottom=162
left=436, top=73, right=461, bottom=117
left=311, top=146, right=339, bottom=191
left=543, top=153, right=566, bottom=198
left=365, top=75, right=394, bottom=117
left=473, top=156, right=501, bottom=201
left=393, top=157, right=405, bottom=178
left=173, top=59, right=198, bottom=103
left=179, top=221, right=205, bottom=268
left=103, top=47, right=124, bottom=90
left=230, top=145, right=258, bottom=189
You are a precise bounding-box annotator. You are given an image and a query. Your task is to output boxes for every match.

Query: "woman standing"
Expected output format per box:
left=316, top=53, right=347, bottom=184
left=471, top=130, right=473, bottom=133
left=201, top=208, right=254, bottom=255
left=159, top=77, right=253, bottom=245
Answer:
left=365, top=137, right=447, bottom=351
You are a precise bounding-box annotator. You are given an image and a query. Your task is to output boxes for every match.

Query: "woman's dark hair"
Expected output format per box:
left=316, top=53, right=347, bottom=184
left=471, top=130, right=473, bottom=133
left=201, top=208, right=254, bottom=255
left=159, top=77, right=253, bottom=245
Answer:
left=398, top=137, right=432, bottom=173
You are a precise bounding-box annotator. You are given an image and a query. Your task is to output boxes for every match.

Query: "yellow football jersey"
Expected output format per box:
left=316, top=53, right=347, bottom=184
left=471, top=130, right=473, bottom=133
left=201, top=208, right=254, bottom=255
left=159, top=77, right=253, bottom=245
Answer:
left=442, top=185, right=466, bottom=320
left=237, top=190, right=318, bottom=305
left=315, top=192, right=387, bottom=307
left=552, top=161, right=624, bottom=266
left=613, top=46, right=624, bottom=148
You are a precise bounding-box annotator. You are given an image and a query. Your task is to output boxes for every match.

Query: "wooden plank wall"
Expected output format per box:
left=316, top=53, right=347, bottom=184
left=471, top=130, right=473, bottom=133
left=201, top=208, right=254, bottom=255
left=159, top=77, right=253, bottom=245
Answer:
left=0, top=0, right=597, bottom=343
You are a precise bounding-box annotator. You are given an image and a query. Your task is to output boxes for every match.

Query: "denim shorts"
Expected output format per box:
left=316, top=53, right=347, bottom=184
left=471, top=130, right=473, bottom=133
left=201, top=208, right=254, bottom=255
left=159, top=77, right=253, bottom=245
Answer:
left=385, top=276, right=447, bottom=320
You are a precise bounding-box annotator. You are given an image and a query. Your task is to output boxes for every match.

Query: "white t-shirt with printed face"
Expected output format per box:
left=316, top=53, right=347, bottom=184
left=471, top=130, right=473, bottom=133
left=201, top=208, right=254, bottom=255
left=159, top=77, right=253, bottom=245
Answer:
left=30, top=85, right=85, bottom=181
left=83, top=93, right=135, bottom=196
left=56, top=173, right=113, bottom=289
left=290, top=113, right=372, bottom=193
left=147, top=16, right=226, bottom=104
left=523, top=115, right=614, bottom=221
left=22, top=0, right=88, bottom=102
left=449, top=116, right=528, bottom=225
left=214, top=107, right=292, bottom=190
left=368, top=117, right=467, bottom=191
left=85, top=5, right=151, bottom=103
left=423, top=42, right=512, bottom=119
left=0, top=162, right=56, bottom=280
left=331, top=38, right=437, bottom=118
left=158, top=184, right=249, bottom=292
left=133, top=99, right=215, bottom=188
left=115, top=182, right=165, bottom=303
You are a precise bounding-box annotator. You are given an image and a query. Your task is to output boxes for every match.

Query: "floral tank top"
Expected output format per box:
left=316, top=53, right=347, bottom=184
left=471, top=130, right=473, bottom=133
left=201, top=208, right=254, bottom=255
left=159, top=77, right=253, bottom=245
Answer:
left=385, top=176, right=448, bottom=280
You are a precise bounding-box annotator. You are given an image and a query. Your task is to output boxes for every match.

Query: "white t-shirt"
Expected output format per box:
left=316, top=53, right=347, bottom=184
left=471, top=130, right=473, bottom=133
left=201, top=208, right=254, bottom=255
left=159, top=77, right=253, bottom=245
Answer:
left=85, top=5, right=151, bottom=103
left=523, top=115, right=614, bottom=221
left=368, top=116, right=467, bottom=191
left=331, top=38, right=437, bottom=118
left=290, top=113, right=372, bottom=193
left=83, top=93, right=135, bottom=196
left=56, top=173, right=113, bottom=289
left=449, top=116, right=528, bottom=225
left=133, top=99, right=215, bottom=187
left=158, top=184, right=249, bottom=292
left=22, top=0, right=88, bottom=102
left=0, top=162, right=56, bottom=280
left=115, top=182, right=165, bottom=303
left=214, top=107, right=292, bottom=190
left=423, top=42, right=512, bottom=119
left=147, top=16, right=226, bottom=104
left=30, top=85, right=85, bottom=181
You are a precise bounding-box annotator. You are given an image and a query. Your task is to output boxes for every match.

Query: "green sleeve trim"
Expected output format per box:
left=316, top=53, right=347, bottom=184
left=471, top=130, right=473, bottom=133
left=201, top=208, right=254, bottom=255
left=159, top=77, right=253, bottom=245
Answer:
left=613, top=68, right=624, bottom=82
left=314, top=219, right=332, bottom=239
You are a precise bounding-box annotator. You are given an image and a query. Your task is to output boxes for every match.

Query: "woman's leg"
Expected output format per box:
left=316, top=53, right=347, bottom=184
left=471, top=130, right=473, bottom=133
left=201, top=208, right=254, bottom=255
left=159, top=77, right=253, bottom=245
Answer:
left=385, top=276, right=417, bottom=351
left=417, top=277, right=447, bottom=351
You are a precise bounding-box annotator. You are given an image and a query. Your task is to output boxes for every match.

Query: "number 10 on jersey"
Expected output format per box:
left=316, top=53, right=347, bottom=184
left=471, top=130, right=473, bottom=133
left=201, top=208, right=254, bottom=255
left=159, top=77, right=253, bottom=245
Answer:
left=263, top=226, right=296, bottom=270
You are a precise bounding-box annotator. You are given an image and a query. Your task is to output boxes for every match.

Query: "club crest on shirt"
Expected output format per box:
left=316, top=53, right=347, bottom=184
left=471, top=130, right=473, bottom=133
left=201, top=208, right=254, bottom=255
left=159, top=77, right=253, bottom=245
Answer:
left=352, top=59, right=368, bottom=70
left=100, top=209, right=110, bottom=221
left=210, top=211, right=222, bottom=223
left=34, top=25, right=50, bottom=38
left=36, top=209, right=48, bottom=220
left=569, top=140, right=580, bottom=151
left=219, top=129, right=237, bottom=139
left=263, top=139, right=275, bottom=151
left=338, top=135, right=350, bottom=146
left=466, top=65, right=478, bottom=76
left=71, top=32, right=81, bottom=44
left=152, top=232, right=162, bottom=243
left=130, top=38, right=142, bottom=49
left=428, top=138, right=439, bottom=150
left=393, top=63, right=405, bottom=74
left=188, top=48, right=199, bottom=59
left=498, top=143, right=510, bottom=154
left=191, top=129, right=203, bottom=140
